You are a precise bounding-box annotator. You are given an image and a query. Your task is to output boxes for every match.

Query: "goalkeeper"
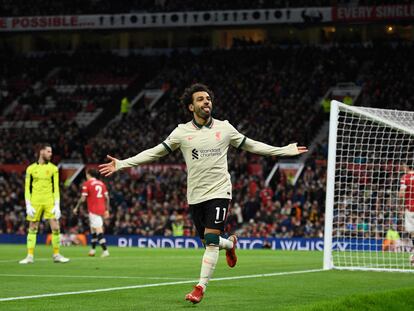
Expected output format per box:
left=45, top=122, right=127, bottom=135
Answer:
left=19, top=143, right=69, bottom=264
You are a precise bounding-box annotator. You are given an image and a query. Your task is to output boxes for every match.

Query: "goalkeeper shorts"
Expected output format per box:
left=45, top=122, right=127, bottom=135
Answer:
left=26, top=203, right=54, bottom=222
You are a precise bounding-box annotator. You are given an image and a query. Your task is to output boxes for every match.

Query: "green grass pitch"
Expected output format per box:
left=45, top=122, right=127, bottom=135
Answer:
left=0, top=245, right=413, bottom=310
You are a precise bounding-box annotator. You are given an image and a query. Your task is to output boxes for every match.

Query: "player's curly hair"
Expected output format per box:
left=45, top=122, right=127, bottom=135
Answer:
left=180, top=83, right=214, bottom=113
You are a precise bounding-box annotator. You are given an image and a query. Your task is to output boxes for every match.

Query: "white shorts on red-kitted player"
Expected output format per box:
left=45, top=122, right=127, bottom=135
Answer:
left=89, top=212, right=104, bottom=228
left=405, top=210, right=414, bottom=233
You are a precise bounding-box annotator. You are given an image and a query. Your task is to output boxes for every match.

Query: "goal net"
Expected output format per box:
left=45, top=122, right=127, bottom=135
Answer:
left=324, top=100, right=414, bottom=272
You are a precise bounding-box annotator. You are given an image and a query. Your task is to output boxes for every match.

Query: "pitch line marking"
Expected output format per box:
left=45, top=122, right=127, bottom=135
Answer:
left=0, top=255, right=200, bottom=263
left=0, top=274, right=191, bottom=280
left=0, top=269, right=324, bottom=302
left=0, top=257, right=123, bottom=263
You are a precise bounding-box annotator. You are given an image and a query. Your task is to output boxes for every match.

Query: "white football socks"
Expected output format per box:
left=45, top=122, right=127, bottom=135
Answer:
left=219, top=236, right=234, bottom=250
left=197, top=245, right=219, bottom=292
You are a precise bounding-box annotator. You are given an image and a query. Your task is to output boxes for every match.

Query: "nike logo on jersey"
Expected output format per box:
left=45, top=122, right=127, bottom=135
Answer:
left=214, top=220, right=224, bottom=224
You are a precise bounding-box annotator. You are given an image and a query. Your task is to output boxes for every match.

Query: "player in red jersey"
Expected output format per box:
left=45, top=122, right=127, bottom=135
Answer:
left=398, top=164, right=414, bottom=266
left=74, top=169, right=110, bottom=257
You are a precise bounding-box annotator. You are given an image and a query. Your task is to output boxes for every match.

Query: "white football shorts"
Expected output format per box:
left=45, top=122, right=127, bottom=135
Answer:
left=89, top=212, right=104, bottom=228
left=405, top=210, right=414, bottom=233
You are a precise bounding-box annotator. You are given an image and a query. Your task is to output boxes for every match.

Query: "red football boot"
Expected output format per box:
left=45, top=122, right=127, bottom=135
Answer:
left=226, top=235, right=238, bottom=268
left=185, top=285, right=204, bottom=304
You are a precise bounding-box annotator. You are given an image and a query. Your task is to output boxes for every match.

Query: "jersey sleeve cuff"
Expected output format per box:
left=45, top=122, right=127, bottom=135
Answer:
left=162, top=142, right=172, bottom=153
left=237, top=137, right=247, bottom=149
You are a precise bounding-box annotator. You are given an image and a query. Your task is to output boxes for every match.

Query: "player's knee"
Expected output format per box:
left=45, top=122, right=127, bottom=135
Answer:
left=50, top=221, right=60, bottom=232
left=29, top=222, right=39, bottom=231
left=28, top=228, right=38, bottom=235
left=204, top=233, right=219, bottom=246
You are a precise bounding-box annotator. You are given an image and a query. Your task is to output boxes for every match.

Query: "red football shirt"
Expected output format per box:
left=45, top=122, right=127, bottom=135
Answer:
left=81, top=178, right=108, bottom=215
left=400, top=172, right=414, bottom=212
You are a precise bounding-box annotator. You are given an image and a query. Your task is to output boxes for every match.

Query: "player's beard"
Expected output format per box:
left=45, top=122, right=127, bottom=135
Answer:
left=41, top=153, right=52, bottom=162
left=43, top=156, right=51, bottom=163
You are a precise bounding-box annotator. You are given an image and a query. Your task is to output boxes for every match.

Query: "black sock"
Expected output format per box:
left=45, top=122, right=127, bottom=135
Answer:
left=91, top=233, right=97, bottom=250
left=97, top=233, right=107, bottom=251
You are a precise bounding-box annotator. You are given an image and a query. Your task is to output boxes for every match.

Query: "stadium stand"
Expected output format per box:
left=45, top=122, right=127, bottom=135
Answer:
left=1, top=0, right=337, bottom=17
left=1, top=41, right=413, bottom=238
left=0, top=155, right=327, bottom=238
left=2, top=1, right=409, bottom=17
left=0, top=50, right=159, bottom=163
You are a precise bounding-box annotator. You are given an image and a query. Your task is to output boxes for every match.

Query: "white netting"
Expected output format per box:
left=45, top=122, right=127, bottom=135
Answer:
left=330, top=104, right=414, bottom=272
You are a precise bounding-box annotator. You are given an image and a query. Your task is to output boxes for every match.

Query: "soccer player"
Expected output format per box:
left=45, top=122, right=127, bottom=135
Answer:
left=73, top=168, right=110, bottom=257
left=99, top=83, right=308, bottom=303
left=398, top=164, right=414, bottom=265
left=19, top=143, right=69, bottom=264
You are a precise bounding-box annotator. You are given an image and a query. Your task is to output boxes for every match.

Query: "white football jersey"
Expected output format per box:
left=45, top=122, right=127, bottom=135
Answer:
left=116, top=118, right=300, bottom=205
left=162, top=118, right=245, bottom=204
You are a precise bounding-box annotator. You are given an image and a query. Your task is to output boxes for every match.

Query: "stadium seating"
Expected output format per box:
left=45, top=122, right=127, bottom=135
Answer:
left=2, top=1, right=402, bottom=17
left=1, top=0, right=337, bottom=17
left=0, top=51, right=156, bottom=163
left=1, top=42, right=414, bottom=238
left=0, top=156, right=327, bottom=238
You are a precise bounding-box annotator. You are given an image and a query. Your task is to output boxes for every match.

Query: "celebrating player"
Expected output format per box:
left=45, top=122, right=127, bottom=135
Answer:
left=99, top=83, right=308, bottom=303
left=73, top=169, right=110, bottom=257
left=398, top=164, right=414, bottom=265
left=19, top=143, right=69, bottom=264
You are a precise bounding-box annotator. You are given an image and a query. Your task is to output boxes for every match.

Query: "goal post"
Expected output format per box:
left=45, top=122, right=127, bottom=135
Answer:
left=324, top=100, right=414, bottom=272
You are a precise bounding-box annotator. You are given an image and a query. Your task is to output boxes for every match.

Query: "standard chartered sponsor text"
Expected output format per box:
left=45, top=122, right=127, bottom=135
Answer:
left=199, top=148, right=222, bottom=157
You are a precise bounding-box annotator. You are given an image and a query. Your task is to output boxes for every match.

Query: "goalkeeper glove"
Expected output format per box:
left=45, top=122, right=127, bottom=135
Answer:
left=25, top=201, right=36, bottom=218
left=52, top=201, right=61, bottom=220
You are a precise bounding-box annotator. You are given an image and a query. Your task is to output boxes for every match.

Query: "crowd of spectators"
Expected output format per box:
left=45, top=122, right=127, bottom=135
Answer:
left=0, top=51, right=158, bottom=164
left=1, top=41, right=414, bottom=239
left=0, top=137, right=405, bottom=241
left=2, top=1, right=410, bottom=17
left=357, top=43, right=414, bottom=111
left=0, top=148, right=327, bottom=239
left=3, top=43, right=412, bottom=166
left=0, top=51, right=58, bottom=116
left=85, top=44, right=349, bottom=166
left=0, top=0, right=356, bottom=17
left=5, top=51, right=153, bottom=121
left=0, top=41, right=329, bottom=239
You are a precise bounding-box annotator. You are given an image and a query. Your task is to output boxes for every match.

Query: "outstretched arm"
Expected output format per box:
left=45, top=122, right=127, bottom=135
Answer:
left=99, top=143, right=170, bottom=177
left=227, top=120, right=307, bottom=157
left=241, top=138, right=308, bottom=157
